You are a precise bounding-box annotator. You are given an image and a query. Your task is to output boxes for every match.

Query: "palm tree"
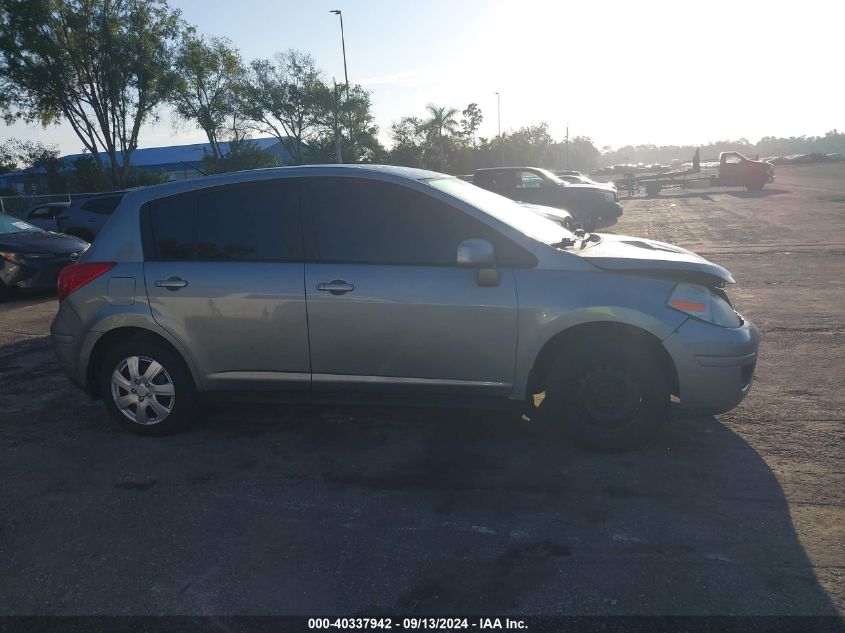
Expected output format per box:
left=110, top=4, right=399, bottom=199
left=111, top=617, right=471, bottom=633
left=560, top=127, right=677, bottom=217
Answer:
left=424, top=104, right=460, bottom=170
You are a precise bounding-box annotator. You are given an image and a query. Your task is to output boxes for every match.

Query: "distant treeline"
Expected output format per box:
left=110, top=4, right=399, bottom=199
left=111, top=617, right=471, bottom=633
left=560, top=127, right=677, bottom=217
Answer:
left=599, top=130, right=845, bottom=167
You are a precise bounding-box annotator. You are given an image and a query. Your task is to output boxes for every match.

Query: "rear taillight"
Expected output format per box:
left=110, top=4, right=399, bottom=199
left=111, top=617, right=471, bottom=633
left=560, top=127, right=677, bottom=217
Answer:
left=57, top=262, right=116, bottom=301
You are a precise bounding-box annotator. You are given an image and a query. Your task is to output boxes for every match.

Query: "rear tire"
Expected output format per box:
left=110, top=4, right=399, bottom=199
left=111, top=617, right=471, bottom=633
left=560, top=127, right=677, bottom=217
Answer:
left=538, top=337, right=670, bottom=451
left=99, top=336, right=198, bottom=436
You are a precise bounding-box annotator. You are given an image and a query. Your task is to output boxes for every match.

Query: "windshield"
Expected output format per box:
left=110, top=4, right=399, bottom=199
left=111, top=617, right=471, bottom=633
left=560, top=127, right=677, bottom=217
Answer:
left=426, top=177, right=573, bottom=244
left=0, top=215, right=40, bottom=235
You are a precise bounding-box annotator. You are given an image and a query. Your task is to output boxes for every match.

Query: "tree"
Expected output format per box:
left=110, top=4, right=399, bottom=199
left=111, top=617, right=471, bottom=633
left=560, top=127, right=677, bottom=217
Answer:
left=0, top=138, right=69, bottom=193
left=460, top=103, right=483, bottom=148
left=340, top=85, right=385, bottom=163
left=0, top=0, right=185, bottom=189
left=201, top=137, right=277, bottom=174
left=241, top=50, right=329, bottom=165
left=389, top=116, right=427, bottom=168
left=171, top=34, right=243, bottom=159
left=423, top=104, right=460, bottom=170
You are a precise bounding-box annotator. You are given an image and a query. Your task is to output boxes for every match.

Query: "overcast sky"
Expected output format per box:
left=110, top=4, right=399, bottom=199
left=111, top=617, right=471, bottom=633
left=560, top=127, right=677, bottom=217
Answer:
left=3, top=0, right=842, bottom=155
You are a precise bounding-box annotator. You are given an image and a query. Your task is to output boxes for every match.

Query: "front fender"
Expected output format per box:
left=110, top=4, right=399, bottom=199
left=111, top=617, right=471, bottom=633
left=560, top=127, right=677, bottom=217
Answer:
left=512, top=268, right=687, bottom=398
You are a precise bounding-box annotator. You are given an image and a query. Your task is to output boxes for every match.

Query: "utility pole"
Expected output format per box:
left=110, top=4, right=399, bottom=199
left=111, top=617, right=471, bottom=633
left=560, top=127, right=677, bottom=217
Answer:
left=565, top=122, right=570, bottom=170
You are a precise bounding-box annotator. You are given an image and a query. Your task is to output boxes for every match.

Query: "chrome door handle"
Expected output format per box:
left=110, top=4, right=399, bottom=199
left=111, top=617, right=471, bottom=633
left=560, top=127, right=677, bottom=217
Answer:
left=155, top=277, right=188, bottom=291
left=317, top=280, right=354, bottom=295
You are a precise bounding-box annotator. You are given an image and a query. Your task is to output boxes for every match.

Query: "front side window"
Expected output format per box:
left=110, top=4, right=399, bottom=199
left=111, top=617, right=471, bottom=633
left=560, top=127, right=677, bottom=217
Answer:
left=516, top=171, right=544, bottom=189
left=305, top=178, right=533, bottom=267
left=724, top=154, right=742, bottom=165
left=146, top=179, right=302, bottom=261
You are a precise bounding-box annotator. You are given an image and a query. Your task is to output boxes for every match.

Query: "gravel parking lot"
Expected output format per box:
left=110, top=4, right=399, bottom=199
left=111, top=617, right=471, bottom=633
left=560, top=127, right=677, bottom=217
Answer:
left=1, top=164, right=843, bottom=616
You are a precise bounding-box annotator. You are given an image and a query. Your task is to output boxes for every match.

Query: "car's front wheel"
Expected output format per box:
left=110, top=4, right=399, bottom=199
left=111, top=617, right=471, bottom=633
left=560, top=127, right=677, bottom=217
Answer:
left=539, top=337, right=670, bottom=451
left=99, top=337, right=198, bottom=436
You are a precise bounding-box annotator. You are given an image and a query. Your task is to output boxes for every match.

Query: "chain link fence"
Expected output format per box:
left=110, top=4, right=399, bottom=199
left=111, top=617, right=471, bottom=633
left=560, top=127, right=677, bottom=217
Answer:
left=0, top=193, right=99, bottom=218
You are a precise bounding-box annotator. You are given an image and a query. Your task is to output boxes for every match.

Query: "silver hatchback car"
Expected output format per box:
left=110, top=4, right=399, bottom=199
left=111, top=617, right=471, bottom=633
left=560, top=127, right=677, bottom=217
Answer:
left=51, top=165, right=758, bottom=450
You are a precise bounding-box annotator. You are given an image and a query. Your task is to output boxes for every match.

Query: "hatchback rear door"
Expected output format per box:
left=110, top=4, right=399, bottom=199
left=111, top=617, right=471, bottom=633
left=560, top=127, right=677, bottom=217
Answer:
left=142, top=178, right=310, bottom=391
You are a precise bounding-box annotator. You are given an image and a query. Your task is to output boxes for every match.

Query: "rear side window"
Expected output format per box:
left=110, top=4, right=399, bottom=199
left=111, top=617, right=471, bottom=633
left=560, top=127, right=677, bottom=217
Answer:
left=82, top=196, right=122, bottom=215
left=304, top=177, right=534, bottom=267
left=149, top=194, right=195, bottom=259
left=145, top=179, right=302, bottom=261
left=28, top=206, right=53, bottom=219
left=476, top=171, right=513, bottom=193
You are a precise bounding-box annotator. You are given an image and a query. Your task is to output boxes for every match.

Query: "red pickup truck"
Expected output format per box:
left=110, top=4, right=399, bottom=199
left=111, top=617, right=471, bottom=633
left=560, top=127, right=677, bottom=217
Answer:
left=716, top=152, right=775, bottom=190
left=619, top=150, right=775, bottom=197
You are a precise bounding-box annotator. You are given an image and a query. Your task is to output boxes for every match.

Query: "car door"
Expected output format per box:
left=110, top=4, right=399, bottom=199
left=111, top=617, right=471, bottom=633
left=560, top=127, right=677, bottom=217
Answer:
left=512, top=170, right=548, bottom=205
left=302, top=176, right=522, bottom=396
left=482, top=170, right=518, bottom=201
left=143, top=178, right=310, bottom=391
left=720, top=153, right=743, bottom=186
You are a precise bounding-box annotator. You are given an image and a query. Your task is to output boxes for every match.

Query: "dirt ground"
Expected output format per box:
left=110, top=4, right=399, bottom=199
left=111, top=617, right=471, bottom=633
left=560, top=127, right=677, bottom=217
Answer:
left=0, top=164, right=843, bottom=616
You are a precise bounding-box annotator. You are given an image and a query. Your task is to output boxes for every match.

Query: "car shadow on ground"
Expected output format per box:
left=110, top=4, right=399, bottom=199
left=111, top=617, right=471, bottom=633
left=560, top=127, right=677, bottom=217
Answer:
left=0, top=288, right=56, bottom=310
left=0, top=337, right=839, bottom=615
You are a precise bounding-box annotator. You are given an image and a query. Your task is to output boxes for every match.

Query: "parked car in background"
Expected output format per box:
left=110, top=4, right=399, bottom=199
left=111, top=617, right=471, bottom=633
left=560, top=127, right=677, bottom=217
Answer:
left=520, top=202, right=574, bottom=230
left=23, top=201, right=71, bottom=232
left=56, top=191, right=126, bottom=242
left=0, top=214, right=89, bottom=300
left=554, top=170, right=619, bottom=193
left=472, top=167, right=622, bottom=230
left=52, top=165, right=757, bottom=451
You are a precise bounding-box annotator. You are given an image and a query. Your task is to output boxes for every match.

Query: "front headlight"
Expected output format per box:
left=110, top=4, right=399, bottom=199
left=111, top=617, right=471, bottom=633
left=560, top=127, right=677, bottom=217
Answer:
left=667, top=282, right=742, bottom=328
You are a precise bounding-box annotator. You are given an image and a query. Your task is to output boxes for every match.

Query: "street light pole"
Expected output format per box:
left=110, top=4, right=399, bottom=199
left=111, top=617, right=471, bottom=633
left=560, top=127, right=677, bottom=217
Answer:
left=330, top=10, right=350, bottom=104
left=331, top=9, right=352, bottom=163
left=495, top=92, right=503, bottom=165
left=495, top=91, right=501, bottom=137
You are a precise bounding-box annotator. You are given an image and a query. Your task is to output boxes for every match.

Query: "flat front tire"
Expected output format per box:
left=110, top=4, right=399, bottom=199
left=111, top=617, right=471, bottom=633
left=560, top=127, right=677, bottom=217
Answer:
left=99, top=337, right=198, bottom=436
left=539, top=337, right=670, bottom=451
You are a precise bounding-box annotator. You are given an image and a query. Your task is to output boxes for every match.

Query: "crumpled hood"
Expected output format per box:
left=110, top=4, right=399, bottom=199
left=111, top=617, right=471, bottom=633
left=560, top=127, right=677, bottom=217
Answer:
left=576, top=233, right=735, bottom=284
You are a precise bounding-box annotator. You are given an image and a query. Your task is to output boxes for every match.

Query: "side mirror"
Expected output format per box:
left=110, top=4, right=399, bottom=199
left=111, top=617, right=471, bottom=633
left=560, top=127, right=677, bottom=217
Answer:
left=457, top=238, right=499, bottom=287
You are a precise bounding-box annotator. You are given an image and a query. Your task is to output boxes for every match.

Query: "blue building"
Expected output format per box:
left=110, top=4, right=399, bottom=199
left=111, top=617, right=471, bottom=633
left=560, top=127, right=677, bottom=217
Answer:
left=0, top=136, right=296, bottom=192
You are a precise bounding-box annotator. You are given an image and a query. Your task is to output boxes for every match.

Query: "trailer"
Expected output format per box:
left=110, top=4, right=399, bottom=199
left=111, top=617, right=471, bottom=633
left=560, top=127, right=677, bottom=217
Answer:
left=614, top=149, right=775, bottom=197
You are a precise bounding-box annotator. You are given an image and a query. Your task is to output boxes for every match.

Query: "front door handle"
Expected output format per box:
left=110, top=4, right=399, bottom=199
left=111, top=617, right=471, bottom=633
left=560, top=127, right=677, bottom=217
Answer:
left=155, top=277, right=188, bottom=291
left=317, top=280, right=354, bottom=295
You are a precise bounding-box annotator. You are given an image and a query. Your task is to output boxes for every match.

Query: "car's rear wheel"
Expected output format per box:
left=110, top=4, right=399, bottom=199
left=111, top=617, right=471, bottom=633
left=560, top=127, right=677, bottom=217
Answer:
left=99, top=337, right=198, bottom=436
left=538, top=337, right=670, bottom=451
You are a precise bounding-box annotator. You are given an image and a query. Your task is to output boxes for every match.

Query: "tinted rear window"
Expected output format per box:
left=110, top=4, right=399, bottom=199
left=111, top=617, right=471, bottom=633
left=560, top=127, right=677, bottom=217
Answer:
left=82, top=196, right=122, bottom=214
left=145, top=180, right=302, bottom=261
